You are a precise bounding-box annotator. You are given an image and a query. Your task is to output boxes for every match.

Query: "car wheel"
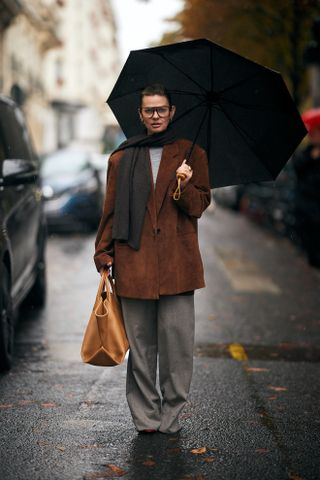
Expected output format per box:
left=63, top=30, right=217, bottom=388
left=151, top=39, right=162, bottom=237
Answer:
left=0, top=265, right=14, bottom=371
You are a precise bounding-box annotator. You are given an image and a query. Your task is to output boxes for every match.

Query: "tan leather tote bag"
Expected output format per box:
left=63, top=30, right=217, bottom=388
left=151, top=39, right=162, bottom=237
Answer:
left=81, top=272, right=129, bottom=366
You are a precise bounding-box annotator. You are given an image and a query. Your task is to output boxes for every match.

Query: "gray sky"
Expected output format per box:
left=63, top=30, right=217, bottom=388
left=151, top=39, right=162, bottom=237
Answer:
left=110, top=0, right=184, bottom=62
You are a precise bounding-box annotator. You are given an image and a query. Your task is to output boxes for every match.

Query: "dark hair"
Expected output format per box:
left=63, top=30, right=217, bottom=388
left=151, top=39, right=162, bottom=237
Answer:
left=140, top=83, right=172, bottom=107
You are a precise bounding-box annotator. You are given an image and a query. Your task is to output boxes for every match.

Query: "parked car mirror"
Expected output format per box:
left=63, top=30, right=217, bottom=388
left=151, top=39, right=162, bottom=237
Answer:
left=1, top=159, right=38, bottom=185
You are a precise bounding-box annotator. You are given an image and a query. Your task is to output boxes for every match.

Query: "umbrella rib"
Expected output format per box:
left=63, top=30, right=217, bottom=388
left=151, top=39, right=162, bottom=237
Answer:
left=218, top=72, right=261, bottom=95
left=172, top=100, right=207, bottom=124
left=186, top=108, right=209, bottom=161
left=210, top=43, right=214, bottom=92
left=207, top=105, right=212, bottom=164
left=219, top=103, right=256, bottom=146
left=220, top=97, right=290, bottom=114
left=218, top=103, right=275, bottom=178
left=108, top=88, right=204, bottom=102
left=157, top=52, right=207, bottom=94
left=107, top=87, right=146, bottom=102
left=170, top=89, right=204, bottom=98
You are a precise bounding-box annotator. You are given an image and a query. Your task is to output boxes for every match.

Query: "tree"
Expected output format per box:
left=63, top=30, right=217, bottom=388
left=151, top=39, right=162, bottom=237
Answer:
left=160, top=0, right=320, bottom=106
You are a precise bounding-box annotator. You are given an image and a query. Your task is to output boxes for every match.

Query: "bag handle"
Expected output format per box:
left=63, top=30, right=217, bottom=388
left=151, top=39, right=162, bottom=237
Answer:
left=93, top=272, right=107, bottom=305
left=100, top=271, right=119, bottom=301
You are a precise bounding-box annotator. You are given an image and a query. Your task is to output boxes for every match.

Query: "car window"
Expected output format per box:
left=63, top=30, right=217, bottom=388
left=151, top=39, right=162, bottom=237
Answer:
left=0, top=103, right=33, bottom=162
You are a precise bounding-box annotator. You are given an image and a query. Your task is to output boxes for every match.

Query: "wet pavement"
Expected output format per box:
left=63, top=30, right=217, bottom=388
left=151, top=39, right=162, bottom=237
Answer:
left=0, top=205, right=319, bottom=480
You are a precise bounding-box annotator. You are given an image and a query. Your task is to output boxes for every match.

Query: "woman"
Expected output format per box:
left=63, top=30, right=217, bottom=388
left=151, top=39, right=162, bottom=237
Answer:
left=94, top=84, right=211, bottom=434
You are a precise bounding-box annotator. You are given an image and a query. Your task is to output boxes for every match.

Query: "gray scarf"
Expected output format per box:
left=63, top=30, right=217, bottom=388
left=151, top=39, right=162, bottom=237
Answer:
left=111, top=129, right=175, bottom=250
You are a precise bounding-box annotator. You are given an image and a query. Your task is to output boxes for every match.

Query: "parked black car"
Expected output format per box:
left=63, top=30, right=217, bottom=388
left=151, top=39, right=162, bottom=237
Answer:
left=214, top=161, right=297, bottom=239
left=238, top=161, right=297, bottom=238
left=41, top=149, right=104, bottom=231
left=0, top=95, right=47, bottom=371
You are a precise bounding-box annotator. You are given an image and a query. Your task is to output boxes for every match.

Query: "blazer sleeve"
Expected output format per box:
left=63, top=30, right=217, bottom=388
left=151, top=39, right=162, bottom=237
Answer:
left=94, top=154, right=118, bottom=272
left=172, top=146, right=211, bottom=218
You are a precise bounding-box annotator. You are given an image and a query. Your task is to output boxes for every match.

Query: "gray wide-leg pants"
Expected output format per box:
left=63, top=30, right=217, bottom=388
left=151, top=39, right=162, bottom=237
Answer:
left=120, top=295, right=195, bottom=434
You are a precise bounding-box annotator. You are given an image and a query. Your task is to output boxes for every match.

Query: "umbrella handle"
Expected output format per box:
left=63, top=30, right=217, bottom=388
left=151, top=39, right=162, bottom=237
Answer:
left=173, top=173, right=187, bottom=201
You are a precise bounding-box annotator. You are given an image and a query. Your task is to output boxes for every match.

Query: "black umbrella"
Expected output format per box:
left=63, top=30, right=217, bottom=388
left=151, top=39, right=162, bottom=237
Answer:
left=107, top=38, right=307, bottom=188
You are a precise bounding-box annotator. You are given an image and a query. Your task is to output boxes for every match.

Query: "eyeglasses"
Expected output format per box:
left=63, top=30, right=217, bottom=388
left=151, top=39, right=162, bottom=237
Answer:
left=140, top=106, right=171, bottom=118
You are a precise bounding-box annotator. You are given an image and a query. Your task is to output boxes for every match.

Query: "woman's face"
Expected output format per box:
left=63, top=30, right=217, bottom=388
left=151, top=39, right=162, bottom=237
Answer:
left=139, top=94, right=176, bottom=135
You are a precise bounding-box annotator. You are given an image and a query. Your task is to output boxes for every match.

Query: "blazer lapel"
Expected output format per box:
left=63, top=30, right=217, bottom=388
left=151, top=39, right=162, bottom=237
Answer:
left=155, top=142, right=180, bottom=216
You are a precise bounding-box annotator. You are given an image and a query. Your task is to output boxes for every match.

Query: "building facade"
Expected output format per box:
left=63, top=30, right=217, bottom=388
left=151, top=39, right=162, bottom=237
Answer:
left=43, top=0, right=120, bottom=152
left=0, top=0, right=120, bottom=154
left=0, top=0, right=60, bottom=152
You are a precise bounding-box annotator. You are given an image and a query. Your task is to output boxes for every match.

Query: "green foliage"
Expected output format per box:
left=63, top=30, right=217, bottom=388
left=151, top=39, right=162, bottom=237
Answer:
left=160, top=0, right=320, bottom=106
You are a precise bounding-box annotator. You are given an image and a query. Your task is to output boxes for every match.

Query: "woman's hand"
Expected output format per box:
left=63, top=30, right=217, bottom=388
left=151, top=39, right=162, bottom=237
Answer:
left=176, top=159, right=193, bottom=188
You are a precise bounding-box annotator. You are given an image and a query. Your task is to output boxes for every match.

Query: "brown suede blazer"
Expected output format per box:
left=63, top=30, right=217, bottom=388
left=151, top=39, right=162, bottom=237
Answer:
left=94, top=138, right=211, bottom=299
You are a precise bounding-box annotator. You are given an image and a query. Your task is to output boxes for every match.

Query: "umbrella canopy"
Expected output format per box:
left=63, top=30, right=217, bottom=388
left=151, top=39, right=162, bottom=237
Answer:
left=107, top=39, right=307, bottom=188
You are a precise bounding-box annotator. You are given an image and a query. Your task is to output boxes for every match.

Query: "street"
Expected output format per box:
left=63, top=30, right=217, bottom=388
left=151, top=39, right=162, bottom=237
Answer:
left=0, top=205, right=319, bottom=480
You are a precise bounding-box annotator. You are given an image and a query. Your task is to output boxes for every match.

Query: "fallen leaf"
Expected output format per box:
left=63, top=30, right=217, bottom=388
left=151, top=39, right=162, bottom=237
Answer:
left=288, top=471, right=304, bottom=480
left=142, top=459, right=156, bottom=466
left=245, top=367, right=270, bottom=372
left=180, top=476, right=205, bottom=480
left=256, top=448, right=270, bottom=454
left=180, top=413, right=192, bottom=419
left=267, top=396, right=277, bottom=401
left=17, top=400, right=35, bottom=406
left=268, top=386, right=288, bottom=392
left=86, top=464, right=128, bottom=478
left=56, top=445, right=65, bottom=452
left=204, top=457, right=216, bottom=463
left=40, top=402, right=58, bottom=408
left=228, top=343, right=248, bottom=361
left=104, top=464, right=127, bottom=476
left=79, top=444, right=99, bottom=449
left=0, top=404, right=13, bottom=409
left=207, top=447, right=218, bottom=452
left=167, top=447, right=181, bottom=454
left=190, top=447, right=207, bottom=454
